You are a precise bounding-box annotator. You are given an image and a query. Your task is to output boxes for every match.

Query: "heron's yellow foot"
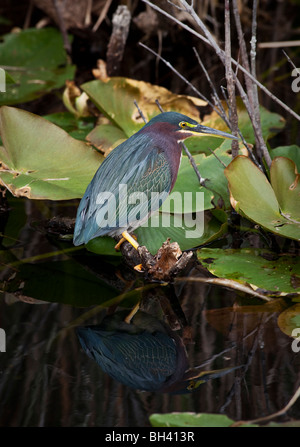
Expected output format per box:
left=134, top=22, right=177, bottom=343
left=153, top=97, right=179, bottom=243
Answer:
left=134, top=264, right=143, bottom=272
left=114, top=231, right=139, bottom=251
left=124, top=302, right=140, bottom=324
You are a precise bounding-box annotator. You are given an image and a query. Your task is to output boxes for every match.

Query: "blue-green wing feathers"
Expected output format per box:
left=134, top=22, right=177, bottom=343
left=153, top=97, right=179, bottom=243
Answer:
left=73, top=135, right=172, bottom=245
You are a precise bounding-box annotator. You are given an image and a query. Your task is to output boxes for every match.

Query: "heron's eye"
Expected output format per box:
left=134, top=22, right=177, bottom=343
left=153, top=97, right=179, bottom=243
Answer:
left=179, top=121, right=188, bottom=128
left=187, top=380, right=196, bottom=390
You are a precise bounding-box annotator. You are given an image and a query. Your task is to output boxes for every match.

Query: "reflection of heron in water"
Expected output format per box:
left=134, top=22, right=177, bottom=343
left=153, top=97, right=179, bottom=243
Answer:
left=76, top=310, right=240, bottom=394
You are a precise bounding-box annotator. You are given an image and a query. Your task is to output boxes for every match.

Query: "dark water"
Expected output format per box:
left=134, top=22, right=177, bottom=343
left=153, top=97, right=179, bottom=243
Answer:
left=0, top=196, right=299, bottom=427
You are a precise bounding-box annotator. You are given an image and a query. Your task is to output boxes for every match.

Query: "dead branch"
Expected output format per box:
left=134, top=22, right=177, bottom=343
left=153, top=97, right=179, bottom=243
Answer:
left=224, top=0, right=239, bottom=158
left=142, top=0, right=300, bottom=124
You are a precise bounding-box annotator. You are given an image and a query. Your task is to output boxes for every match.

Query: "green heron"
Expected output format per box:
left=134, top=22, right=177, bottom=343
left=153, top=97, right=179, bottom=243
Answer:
left=73, top=112, right=237, bottom=250
left=76, top=310, right=241, bottom=393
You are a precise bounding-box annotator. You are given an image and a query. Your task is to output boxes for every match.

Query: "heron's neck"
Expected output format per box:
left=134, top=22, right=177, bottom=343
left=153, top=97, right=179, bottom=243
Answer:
left=140, top=122, right=183, bottom=190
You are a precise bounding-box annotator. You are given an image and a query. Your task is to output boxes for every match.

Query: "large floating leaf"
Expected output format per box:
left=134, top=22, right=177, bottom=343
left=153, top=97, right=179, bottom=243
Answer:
left=225, top=155, right=300, bottom=240
left=43, top=112, right=96, bottom=141
left=270, top=145, right=300, bottom=171
left=82, top=77, right=206, bottom=139
left=198, top=248, right=300, bottom=294
left=0, top=27, right=75, bottom=105
left=82, top=78, right=238, bottom=158
left=3, top=259, right=119, bottom=306
left=0, top=106, right=103, bottom=199
left=149, top=412, right=256, bottom=427
left=270, top=156, right=300, bottom=221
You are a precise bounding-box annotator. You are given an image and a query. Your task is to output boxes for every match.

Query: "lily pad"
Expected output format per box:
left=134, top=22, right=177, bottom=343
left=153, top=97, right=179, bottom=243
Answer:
left=81, top=77, right=205, bottom=138
left=0, top=27, right=75, bottom=105
left=43, top=111, right=96, bottom=141
left=270, top=145, right=300, bottom=171
left=149, top=412, right=255, bottom=427
left=197, top=248, right=300, bottom=294
left=86, top=117, right=127, bottom=155
left=0, top=106, right=103, bottom=200
left=270, top=157, right=300, bottom=220
left=3, top=259, right=119, bottom=306
left=224, top=155, right=300, bottom=240
left=166, top=139, right=248, bottom=213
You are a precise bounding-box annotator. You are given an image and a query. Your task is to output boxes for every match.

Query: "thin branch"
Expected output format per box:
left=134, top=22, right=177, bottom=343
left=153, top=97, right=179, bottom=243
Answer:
left=249, top=0, right=272, bottom=166
left=207, top=148, right=227, bottom=168
left=155, top=99, right=164, bottom=113
left=174, top=276, right=272, bottom=301
left=232, top=0, right=254, bottom=111
left=282, top=49, right=300, bottom=74
left=52, top=0, right=71, bottom=53
left=134, top=100, right=147, bottom=123
left=92, top=0, right=113, bottom=32
left=224, top=0, right=239, bottom=158
left=140, top=42, right=258, bottom=165
left=180, top=142, right=207, bottom=186
left=192, top=47, right=228, bottom=124
left=139, top=43, right=219, bottom=114
left=232, top=385, right=300, bottom=426
left=259, top=40, right=300, bottom=48
left=142, top=0, right=300, bottom=123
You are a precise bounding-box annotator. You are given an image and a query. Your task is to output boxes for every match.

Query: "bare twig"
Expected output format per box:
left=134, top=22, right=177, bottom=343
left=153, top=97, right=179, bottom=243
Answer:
left=192, top=48, right=228, bottom=124
left=155, top=99, right=164, bottom=113
left=232, top=385, right=300, bottom=426
left=52, top=0, right=71, bottom=53
left=24, top=0, right=34, bottom=29
left=232, top=0, right=254, bottom=112
left=259, top=40, right=300, bottom=48
left=92, top=0, right=113, bottom=32
left=224, top=0, right=239, bottom=158
left=142, top=0, right=300, bottom=123
left=180, top=142, right=207, bottom=186
left=140, top=42, right=258, bottom=165
left=139, top=43, right=218, bottom=113
left=282, top=49, right=300, bottom=74
left=134, top=100, right=147, bottom=123
left=249, top=0, right=272, bottom=166
left=174, top=276, right=273, bottom=301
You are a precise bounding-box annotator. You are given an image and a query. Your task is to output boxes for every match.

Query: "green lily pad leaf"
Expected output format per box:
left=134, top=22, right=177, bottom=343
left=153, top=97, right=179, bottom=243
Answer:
left=81, top=77, right=205, bottom=138
left=197, top=248, right=300, bottom=294
left=270, top=157, right=300, bottom=220
left=225, top=155, right=300, bottom=240
left=0, top=27, right=75, bottom=105
left=277, top=304, right=300, bottom=338
left=164, top=155, right=214, bottom=213
left=168, top=139, right=246, bottom=213
left=0, top=106, right=103, bottom=200
left=270, top=145, right=300, bottom=171
left=3, top=259, right=119, bottom=306
left=86, top=118, right=127, bottom=154
left=4, top=71, right=16, bottom=85
left=43, top=112, right=96, bottom=141
left=149, top=412, right=255, bottom=427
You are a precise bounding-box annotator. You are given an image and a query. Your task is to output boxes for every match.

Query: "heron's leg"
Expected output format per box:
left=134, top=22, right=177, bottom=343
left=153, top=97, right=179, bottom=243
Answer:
left=114, top=231, right=139, bottom=250
left=124, top=301, right=140, bottom=324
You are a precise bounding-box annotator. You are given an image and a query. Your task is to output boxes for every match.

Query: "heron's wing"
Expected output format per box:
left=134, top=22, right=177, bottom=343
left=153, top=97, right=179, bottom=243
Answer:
left=73, top=135, right=172, bottom=245
left=77, top=326, right=177, bottom=391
